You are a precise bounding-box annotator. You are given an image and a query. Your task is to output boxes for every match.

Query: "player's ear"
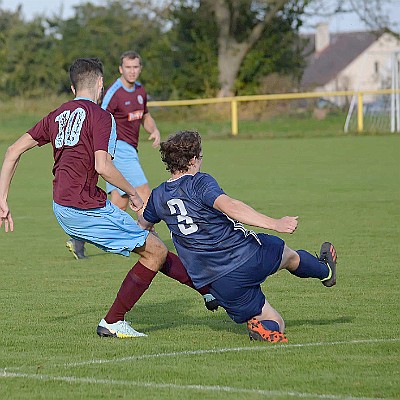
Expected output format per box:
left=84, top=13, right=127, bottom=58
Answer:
left=189, top=156, right=196, bottom=166
left=71, top=85, right=76, bottom=95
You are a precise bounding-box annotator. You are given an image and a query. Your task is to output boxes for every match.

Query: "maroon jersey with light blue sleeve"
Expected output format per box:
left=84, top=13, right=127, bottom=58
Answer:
left=101, top=78, right=148, bottom=149
left=27, top=98, right=117, bottom=209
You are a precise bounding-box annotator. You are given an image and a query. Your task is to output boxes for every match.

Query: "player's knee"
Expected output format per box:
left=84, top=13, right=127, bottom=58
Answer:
left=145, top=234, right=168, bottom=266
left=227, top=302, right=265, bottom=324
left=261, top=310, right=285, bottom=332
left=275, top=315, right=285, bottom=332
left=280, top=246, right=300, bottom=272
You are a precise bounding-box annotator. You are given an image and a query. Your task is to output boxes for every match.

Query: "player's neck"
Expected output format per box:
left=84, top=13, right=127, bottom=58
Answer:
left=120, top=76, right=135, bottom=90
left=170, top=164, right=199, bottom=180
left=75, top=89, right=96, bottom=103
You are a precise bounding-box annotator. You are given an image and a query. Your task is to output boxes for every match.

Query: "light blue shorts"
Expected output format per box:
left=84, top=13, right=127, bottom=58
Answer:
left=106, top=140, right=148, bottom=195
left=53, top=200, right=149, bottom=256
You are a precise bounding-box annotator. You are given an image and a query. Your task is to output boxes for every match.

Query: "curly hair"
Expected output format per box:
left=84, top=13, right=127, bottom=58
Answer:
left=160, top=130, right=202, bottom=174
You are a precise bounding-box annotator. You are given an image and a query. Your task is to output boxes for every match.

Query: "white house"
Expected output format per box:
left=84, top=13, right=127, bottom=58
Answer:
left=301, top=24, right=400, bottom=106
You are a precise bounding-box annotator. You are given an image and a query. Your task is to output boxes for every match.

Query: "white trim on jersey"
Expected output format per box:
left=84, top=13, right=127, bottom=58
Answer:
left=226, top=216, right=261, bottom=245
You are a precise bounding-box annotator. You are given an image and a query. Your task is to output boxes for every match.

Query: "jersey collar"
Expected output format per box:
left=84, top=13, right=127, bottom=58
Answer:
left=167, top=173, right=194, bottom=183
left=74, top=97, right=95, bottom=103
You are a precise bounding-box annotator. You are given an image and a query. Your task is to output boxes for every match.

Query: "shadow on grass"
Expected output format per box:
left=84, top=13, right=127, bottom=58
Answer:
left=286, top=316, right=354, bottom=327
left=127, top=298, right=244, bottom=336
left=125, top=299, right=354, bottom=336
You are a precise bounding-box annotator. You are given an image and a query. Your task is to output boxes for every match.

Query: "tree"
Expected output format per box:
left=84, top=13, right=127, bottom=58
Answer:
left=48, top=0, right=173, bottom=98
left=344, top=0, right=399, bottom=38
left=198, top=0, right=310, bottom=96
left=167, top=0, right=398, bottom=97
left=303, top=0, right=399, bottom=38
left=1, top=13, right=63, bottom=97
left=167, top=2, right=220, bottom=98
left=166, top=0, right=309, bottom=97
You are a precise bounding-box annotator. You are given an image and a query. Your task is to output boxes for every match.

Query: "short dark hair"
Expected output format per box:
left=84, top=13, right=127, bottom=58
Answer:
left=69, top=58, right=103, bottom=91
left=160, top=130, right=202, bottom=174
left=120, top=51, right=142, bottom=66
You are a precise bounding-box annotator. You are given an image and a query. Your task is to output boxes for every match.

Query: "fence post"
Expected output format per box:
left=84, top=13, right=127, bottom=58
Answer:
left=231, top=99, right=238, bottom=136
left=357, top=92, right=364, bottom=133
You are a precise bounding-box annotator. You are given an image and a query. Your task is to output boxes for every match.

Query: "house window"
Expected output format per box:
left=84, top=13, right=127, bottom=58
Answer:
left=374, top=62, right=379, bottom=74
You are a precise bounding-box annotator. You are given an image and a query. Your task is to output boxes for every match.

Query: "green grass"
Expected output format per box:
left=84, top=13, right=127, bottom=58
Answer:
left=0, top=130, right=399, bottom=398
left=0, top=96, right=363, bottom=142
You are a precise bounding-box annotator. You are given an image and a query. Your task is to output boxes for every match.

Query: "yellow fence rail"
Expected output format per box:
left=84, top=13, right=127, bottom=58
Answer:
left=148, top=89, right=400, bottom=135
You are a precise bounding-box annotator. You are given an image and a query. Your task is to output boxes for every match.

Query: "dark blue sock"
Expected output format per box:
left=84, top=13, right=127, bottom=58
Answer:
left=290, top=250, right=329, bottom=280
left=260, top=320, right=280, bottom=332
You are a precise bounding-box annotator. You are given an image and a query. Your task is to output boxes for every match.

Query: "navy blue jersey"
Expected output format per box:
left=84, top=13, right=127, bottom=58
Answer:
left=144, top=172, right=261, bottom=288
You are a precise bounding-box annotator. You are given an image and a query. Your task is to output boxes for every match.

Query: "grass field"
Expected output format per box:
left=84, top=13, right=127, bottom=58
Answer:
left=0, top=96, right=353, bottom=142
left=0, top=129, right=399, bottom=399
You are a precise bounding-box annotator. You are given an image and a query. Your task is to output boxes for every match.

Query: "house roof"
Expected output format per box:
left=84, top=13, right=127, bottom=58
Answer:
left=300, top=31, right=379, bottom=88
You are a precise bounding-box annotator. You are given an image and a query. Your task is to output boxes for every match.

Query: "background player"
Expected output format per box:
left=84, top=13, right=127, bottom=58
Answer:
left=139, top=130, right=338, bottom=342
left=0, top=61, right=216, bottom=338
left=102, top=50, right=159, bottom=210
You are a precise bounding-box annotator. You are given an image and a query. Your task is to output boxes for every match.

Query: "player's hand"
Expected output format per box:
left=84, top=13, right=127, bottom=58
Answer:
left=0, top=200, right=14, bottom=232
left=128, top=193, right=144, bottom=213
left=274, top=216, right=298, bottom=234
left=148, top=130, right=161, bottom=148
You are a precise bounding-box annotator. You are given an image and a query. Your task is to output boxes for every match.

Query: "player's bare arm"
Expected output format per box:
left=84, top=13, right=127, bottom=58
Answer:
left=94, top=150, right=144, bottom=211
left=0, top=133, right=39, bottom=232
left=213, top=194, right=298, bottom=234
left=142, top=113, right=160, bottom=148
left=136, top=213, right=154, bottom=231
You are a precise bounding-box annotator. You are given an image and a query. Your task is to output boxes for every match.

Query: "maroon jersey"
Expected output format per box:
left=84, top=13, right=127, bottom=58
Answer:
left=101, top=79, right=148, bottom=149
left=28, top=98, right=115, bottom=209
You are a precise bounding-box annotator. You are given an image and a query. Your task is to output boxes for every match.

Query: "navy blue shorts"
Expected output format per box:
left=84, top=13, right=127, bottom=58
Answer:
left=209, top=233, right=284, bottom=324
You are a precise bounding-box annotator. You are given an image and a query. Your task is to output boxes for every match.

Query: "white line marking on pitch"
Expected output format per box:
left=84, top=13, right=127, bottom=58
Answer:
left=60, top=337, right=400, bottom=368
left=0, top=370, right=388, bottom=400
left=3, top=338, right=399, bottom=373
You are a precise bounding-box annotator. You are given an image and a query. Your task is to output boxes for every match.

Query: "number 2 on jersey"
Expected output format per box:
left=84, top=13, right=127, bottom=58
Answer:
left=167, top=199, right=198, bottom=235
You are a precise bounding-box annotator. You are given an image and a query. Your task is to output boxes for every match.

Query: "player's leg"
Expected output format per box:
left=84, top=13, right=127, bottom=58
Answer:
left=99, top=236, right=219, bottom=336
left=100, top=233, right=168, bottom=334
left=279, top=243, right=337, bottom=287
left=109, top=189, right=129, bottom=210
left=108, top=140, right=148, bottom=212
left=66, top=237, right=87, bottom=259
left=160, top=251, right=219, bottom=311
left=53, top=200, right=162, bottom=338
left=208, top=249, right=287, bottom=342
left=247, top=299, right=288, bottom=342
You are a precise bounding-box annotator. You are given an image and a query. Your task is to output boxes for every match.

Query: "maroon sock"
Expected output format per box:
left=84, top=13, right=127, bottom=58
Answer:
left=105, top=261, right=157, bottom=323
left=160, top=251, right=210, bottom=295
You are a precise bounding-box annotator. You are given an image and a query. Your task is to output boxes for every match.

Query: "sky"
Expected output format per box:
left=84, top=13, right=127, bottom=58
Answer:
left=1, top=0, right=400, bottom=33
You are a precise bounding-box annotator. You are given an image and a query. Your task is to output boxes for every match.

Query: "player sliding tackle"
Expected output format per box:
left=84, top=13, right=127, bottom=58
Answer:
left=138, top=130, right=337, bottom=342
left=0, top=58, right=218, bottom=339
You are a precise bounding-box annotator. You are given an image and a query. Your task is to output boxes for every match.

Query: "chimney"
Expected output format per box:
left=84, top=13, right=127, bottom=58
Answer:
left=315, top=23, right=330, bottom=53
